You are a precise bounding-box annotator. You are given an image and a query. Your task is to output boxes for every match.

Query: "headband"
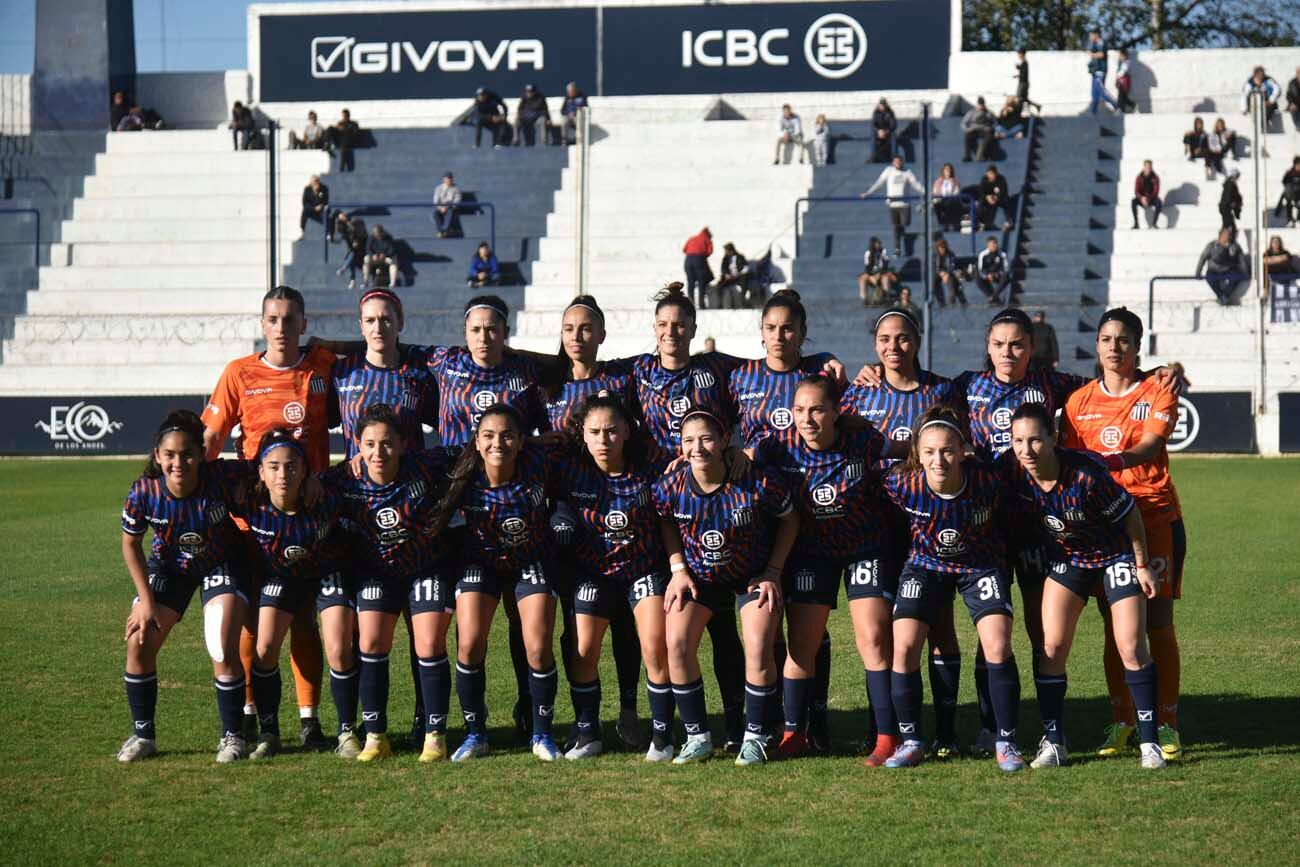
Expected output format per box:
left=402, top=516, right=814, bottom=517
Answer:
left=259, top=438, right=306, bottom=462
left=566, top=301, right=605, bottom=322
left=874, top=309, right=920, bottom=335
left=155, top=425, right=189, bottom=441
left=680, top=409, right=724, bottom=429
left=360, top=289, right=402, bottom=315
left=464, top=303, right=506, bottom=320
left=917, top=419, right=964, bottom=439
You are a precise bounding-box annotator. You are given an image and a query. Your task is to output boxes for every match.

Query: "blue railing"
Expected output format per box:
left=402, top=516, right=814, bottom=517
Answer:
left=1147, top=272, right=1250, bottom=354
left=793, top=194, right=978, bottom=258
left=322, top=201, right=496, bottom=262
left=0, top=207, right=40, bottom=267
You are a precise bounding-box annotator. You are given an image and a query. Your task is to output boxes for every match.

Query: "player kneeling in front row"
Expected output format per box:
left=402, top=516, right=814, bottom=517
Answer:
left=1005, top=404, right=1165, bottom=769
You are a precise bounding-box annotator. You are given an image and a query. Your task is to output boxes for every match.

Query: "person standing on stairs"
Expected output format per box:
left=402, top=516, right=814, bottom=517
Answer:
left=1086, top=30, right=1119, bottom=115
left=861, top=154, right=924, bottom=257
left=682, top=227, right=714, bottom=308
left=1029, top=311, right=1059, bottom=371
left=1130, top=161, right=1162, bottom=229
left=1219, top=167, right=1243, bottom=232
left=1014, top=49, right=1042, bottom=114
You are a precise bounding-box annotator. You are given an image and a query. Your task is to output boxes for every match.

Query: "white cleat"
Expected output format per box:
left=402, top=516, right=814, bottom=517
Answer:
left=645, top=741, right=675, bottom=763
left=249, top=733, right=281, bottom=760
left=564, top=737, right=604, bottom=761
left=1139, top=742, right=1167, bottom=769
left=215, top=734, right=249, bottom=764
left=1030, top=737, right=1068, bottom=769
left=117, top=735, right=157, bottom=763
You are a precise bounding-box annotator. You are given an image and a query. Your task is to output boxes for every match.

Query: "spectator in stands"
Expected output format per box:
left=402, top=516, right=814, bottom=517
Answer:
left=962, top=97, right=996, bottom=162
left=328, top=109, right=360, bottom=172
left=1196, top=227, right=1249, bottom=305
left=1086, top=29, right=1118, bottom=115
left=774, top=104, right=804, bottom=165
left=712, top=243, right=750, bottom=309
left=1205, top=117, right=1236, bottom=179
left=1220, top=166, right=1243, bottom=231
left=703, top=337, right=717, bottom=353
left=871, top=98, right=897, bottom=164
left=1277, top=156, right=1300, bottom=227
left=1264, top=235, right=1296, bottom=292
left=932, top=237, right=967, bottom=307
left=229, top=101, right=253, bottom=151
left=300, top=175, right=330, bottom=233
left=932, top=162, right=964, bottom=231
left=365, top=224, right=400, bottom=288
left=433, top=172, right=463, bottom=238
left=857, top=236, right=897, bottom=306
left=1131, top=160, right=1163, bottom=229
left=334, top=215, right=366, bottom=290
left=995, top=96, right=1025, bottom=140
left=976, top=236, right=1011, bottom=305
left=1183, top=116, right=1208, bottom=161
left=897, top=286, right=923, bottom=329
left=861, top=154, right=924, bottom=256
left=1116, top=49, right=1136, bottom=113
left=1287, top=67, right=1300, bottom=130
left=560, top=82, right=588, bottom=145
left=682, top=227, right=714, bottom=307
left=977, top=164, right=1013, bottom=230
left=1030, top=310, right=1060, bottom=370
left=1014, top=49, right=1042, bottom=114
left=810, top=114, right=830, bottom=167
left=110, top=91, right=128, bottom=130
left=467, top=241, right=502, bottom=288
left=1241, top=66, right=1282, bottom=122
left=289, top=111, right=324, bottom=150
left=115, top=106, right=145, bottom=132
left=473, top=87, right=510, bottom=148
left=516, top=84, right=552, bottom=147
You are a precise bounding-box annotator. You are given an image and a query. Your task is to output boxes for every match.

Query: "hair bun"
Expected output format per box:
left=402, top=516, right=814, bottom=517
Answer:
left=774, top=288, right=801, bottom=302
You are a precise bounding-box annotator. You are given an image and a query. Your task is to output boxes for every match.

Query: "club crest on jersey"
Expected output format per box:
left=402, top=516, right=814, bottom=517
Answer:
left=283, top=545, right=308, bottom=563
left=527, top=485, right=546, bottom=508
left=178, top=531, right=205, bottom=554
left=408, top=480, right=427, bottom=501
left=668, top=395, right=693, bottom=417
left=992, top=407, right=1013, bottom=429
left=472, top=390, right=497, bottom=411
left=309, top=377, right=328, bottom=395
left=769, top=407, right=794, bottom=430
left=507, top=375, right=526, bottom=393
left=1065, top=509, right=1086, bottom=522
left=1023, top=387, right=1046, bottom=404
left=845, top=459, right=864, bottom=480
left=206, top=504, right=228, bottom=524
left=605, top=510, right=629, bottom=531
left=730, top=507, right=753, bottom=528
left=692, top=370, right=716, bottom=389
left=283, top=402, right=306, bottom=424
left=812, top=484, right=837, bottom=506
left=376, top=507, right=400, bottom=529
left=1044, top=515, right=1066, bottom=533
left=1099, top=425, right=1124, bottom=449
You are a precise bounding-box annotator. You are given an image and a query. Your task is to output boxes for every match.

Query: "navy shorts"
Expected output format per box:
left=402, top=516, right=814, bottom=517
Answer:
left=574, top=571, right=668, bottom=619
left=784, top=557, right=841, bottom=608
left=455, top=559, right=558, bottom=603
left=143, top=559, right=248, bottom=619
left=682, top=581, right=766, bottom=614
left=1011, top=539, right=1050, bottom=587
left=257, top=574, right=320, bottom=613
left=892, top=564, right=1014, bottom=627
left=315, top=571, right=356, bottom=613
left=1048, top=557, right=1145, bottom=606
left=841, top=553, right=903, bottom=602
left=356, top=568, right=455, bottom=615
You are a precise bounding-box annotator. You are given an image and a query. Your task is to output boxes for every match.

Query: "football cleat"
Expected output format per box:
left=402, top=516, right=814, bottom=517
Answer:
left=1096, top=722, right=1134, bottom=757
left=299, top=717, right=332, bottom=752
left=774, top=730, right=809, bottom=760
left=1139, top=742, right=1168, bottom=769
left=418, top=732, right=447, bottom=763
left=883, top=740, right=926, bottom=768
left=215, top=734, right=249, bottom=764
left=451, top=733, right=490, bottom=763
left=971, top=728, right=997, bottom=758
left=531, top=734, right=561, bottom=762
left=673, top=733, right=714, bottom=764
left=929, top=740, right=960, bottom=761
left=806, top=705, right=832, bottom=755
left=1030, top=738, right=1067, bottom=769
left=996, top=741, right=1027, bottom=773
left=564, top=735, right=604, bottom=761
left=356, top=733, right=393, bottom=762
left=616, top=707, right=644, bottom=750
left=335, top=731, right=363, bottom=759
left=116, top=735, right=157, bottom=763
left=645, top=741, right=675, bottom=763
left=722, top=705, right=744, bottom=754
left=863, top=735, right=900, bottom=768
left=1157, top=724, right=1183, bottom=761
left=249, top=733, right=281, bottom=761
left=512, top=697, right=530, bottom=742
left=408, top=715, right=425, bottom=752
left=735, top=736, right=770, bottom=767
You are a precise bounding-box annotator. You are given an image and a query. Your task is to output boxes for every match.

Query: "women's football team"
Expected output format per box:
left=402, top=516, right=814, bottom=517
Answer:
left=116, top=283, right=1187, bottom=772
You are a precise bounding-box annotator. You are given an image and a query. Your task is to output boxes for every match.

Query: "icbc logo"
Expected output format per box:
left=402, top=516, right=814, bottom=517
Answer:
left=283, top=402, right=306, bottom=424
left=1099, top=425, right=1123, bottom=449
left=770, top=407, right=794, bottom=430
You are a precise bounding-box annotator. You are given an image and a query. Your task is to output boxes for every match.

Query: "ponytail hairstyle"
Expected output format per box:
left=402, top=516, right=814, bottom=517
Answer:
left=1009, top=401, right=1055, bottom=439
left=653, top=281, right=696, bottom=321
left=546, top=294, right=607, bottom=399
left=142, top=409, right=205, bottom=478
left=895, top=404, right=967, bottom=474
left=251, top=428, right=308, bottom=501
left=568, top=392, right=651, bottom=472
left=262, top=284, right=306, bottom=317
left=430, top=403, right=524, bottom=535
left=982, top=307, right=1035, bottom=372
left=761, top=288, right=808, bottom=340
left=1095, top=306, right=1144, bottom=375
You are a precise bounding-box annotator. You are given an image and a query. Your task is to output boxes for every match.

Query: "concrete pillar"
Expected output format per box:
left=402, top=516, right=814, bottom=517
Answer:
left=32, top=0, right=135, bottom=131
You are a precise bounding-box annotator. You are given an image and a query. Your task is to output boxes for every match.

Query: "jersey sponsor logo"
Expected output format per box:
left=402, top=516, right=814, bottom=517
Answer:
left=178, top=531, right=205, bottom=554
left=811, top=484, right=837, bottom=506
left=283, top=545, right=308, bottom=563
left=1023, top=387, right=1046, bottom=404
left=501, top=516, right=529, bottom=545
left=1099, top=425, right=1123, bottom=449
left=1154, top=410, right=1172, bottom=423
left=692, top=370, right=716, bottom=389
left=731, top=507, right=753, bottom=527
left=668, top=395, right=692, bottom=417
left=1076, top=412, right=1104, bottom=421
left=936, top=528, right=966, bottom=557
left=1166, top=396, right=1201, bottom=453
left=283, top=402, right=306, bottom=424
left=891, top=426, right=913, bottom=442
left=569, top=490, right=598, bottom=501
left=769, top=407, right=794, bottom=430
left=472, top=390, right=497, bottom=411
left=605, top=510, right=629, bottom=531
left=1101, top=494, right=1130, bottom=518
left=1052, top=561, right=1068, bottom=574
left=701, top=529, right=725, bottom=550
left=991, top=407, right=1013, bottom=430
left=1044, top=515, right=1065, bottom=533
left=376, top=507, right=400, bottom=529
left=1131, top=401, right=1152, bottom=421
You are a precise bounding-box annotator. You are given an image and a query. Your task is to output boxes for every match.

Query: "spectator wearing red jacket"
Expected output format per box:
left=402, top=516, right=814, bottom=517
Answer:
left=682, top=227, right=714, bottom=307
left=1131, top=160, right=1162, bottom=229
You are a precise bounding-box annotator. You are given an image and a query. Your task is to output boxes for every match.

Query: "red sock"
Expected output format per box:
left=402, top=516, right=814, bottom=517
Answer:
left=1148, top=624, right=1180, bottom=729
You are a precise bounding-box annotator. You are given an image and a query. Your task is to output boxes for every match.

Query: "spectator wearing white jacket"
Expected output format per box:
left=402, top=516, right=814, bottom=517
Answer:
left=810, top=113, right=830, bottom=167
left=860, top=155, right=924, bottom=255
left=1241, top=66, right=1282, bottom=122
left=774, top=104, right=804, bottom=164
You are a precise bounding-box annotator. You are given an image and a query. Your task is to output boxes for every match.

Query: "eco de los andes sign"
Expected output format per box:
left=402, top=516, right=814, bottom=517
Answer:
left=0, top=396, right=207, bottom=455
left=253, top=0, right=950, bottom=102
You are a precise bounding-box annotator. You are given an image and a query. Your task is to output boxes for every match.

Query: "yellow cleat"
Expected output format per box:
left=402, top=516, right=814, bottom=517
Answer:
left=419, top=732, right=447, bottom=763
left=1157, top=724, right=1183, bottom=761
left=356, top=733, right=393, bottom=762
left=1096, top=722, right=1134, bottom=757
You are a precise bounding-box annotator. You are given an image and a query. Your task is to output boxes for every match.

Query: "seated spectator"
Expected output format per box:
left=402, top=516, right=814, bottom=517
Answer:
left=896, top=286, right=923, bottom=329
left=115, top=105, right=145, bottom=132
left=810, top=114, right=830, bottom=167
left=515, top=84, right=551, bottom=147
left=703, top=337, right=717, bottom=353
left=1131, top=160, right=1162, bottom=229
left=1182, top=116, right=1207, bottom=161
left=365, top=224, right=400, bottom=288
left=229, top=101, right=253, bottom=151
left=1220, top=167, right=1242, bottom=231
left=432, top=172, right=463, bottom=237
left=976, top=236, right=1011, bottom=305
left=289, top=111, right=325, bottom=150
left=1241, top=65, right=1281, bottom=122
left=711, top=243, right=750, bottom=309
left=1115, top=49, right=1136, bottom=113
left=995, top=96, right=1025, bottom=139
left=1264, top=235, right=1297, bottom=291
left=467, top=241, right=501, bottom=287
left=110, top=91, right=128, bottom=130
left=1204, top=117, right=1236, bottom=178
left=774, top=104, right=804, bottom=165
left=334, top=215, right=366, bottom=290
left=932, top=237, right=967, bottom=307
left=861, top=154, right=924, bottom=255
left=932, top=163, right=964, bottom=231
left=1196, top=227, right=1249, bottom=305
left=1287, top=66, right=1300, bottom=130
left=326, top=109, right=360, bottom=172
left=871, top=98, right=897, bottom=163
left=300, top=175, right=330, bottom=233
left=962, top=97, right=996, bottom=162
left=1275, top=156, right=1300, bottom=227
left=857, top=236, right=897, bottom=306
left=560, top=81, right=588, bottom=145
left=472, top=87, right=510, bottom=148
left=1030, top=310, right=1060, bottom=370
left=977, top=164, right=1012, bottom=230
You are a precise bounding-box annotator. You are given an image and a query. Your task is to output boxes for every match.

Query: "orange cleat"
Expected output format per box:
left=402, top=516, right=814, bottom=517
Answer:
left=775, top=730, right=809, bottom=759
left=863, top=734, right=901, bottom=767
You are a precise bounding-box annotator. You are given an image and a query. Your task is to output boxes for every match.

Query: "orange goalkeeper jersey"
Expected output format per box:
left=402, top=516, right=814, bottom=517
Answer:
left=203, top=345, right=336, bottom=472
left=1061, top=375, right=1182, bottom=522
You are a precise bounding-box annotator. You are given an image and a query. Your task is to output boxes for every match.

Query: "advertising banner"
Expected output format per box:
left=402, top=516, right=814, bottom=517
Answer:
left=0, top=395, right=207, bottom=455
left=1165, top=392, right=1256, bottom=454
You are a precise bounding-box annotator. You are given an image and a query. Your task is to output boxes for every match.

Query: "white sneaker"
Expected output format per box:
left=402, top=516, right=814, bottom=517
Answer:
left=645, top=741, right=674, bottom=763
left=215, top=734, right=249, bottom=763
left=1139, top=742, right=1167, bottom=769
left=564, top=737, right=604, bottom=760
left=1030, top=737, right=1068, bottom=768
left=672, top=733, right=714, bottom=764
left=117, top=735, right=157, bottom=763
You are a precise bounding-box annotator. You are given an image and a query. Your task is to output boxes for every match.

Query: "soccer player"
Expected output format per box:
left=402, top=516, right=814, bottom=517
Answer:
left=880, top=406, right=1026, bottom=772
left=654, top=410, right=800, bottom=767
left=117, top=411, right=254, bottom=763
left=1004, top=403, right=1166, bottom=769
left=555, top=394, right=675, bottom=760
left=319, top=404, right=456, bottom=762
left=202, top=285, right=333, bottom=750
left=1060, top=307, right=1186, bottom=761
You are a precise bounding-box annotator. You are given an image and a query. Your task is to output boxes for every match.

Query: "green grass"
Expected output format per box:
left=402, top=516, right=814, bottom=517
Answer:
left=1, top=457, right=1298, bottom=864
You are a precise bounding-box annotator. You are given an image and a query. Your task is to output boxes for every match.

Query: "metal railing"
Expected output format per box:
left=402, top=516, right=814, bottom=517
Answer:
left=0, top=206, right=40, bottom=267
left=321, top=201, right=496, bottom=262
left=793, top=194, right=979, bottom=259
left=1147, top=273, right=1250, bottom=353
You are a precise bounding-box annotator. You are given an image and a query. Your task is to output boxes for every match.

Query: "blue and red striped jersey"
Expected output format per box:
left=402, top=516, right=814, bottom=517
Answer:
left=882, top=460, right=1008, bottom=573
left=628, top=351, right=743, bottom=455
left=320, top=449, right=452, bottom=577
left=459, top=442, right=562, bottom=574
left=544, top=358, right=640, bottom=434
left=332, top=346, right=440, bottom=458
left=728, top=353, right=836, bottom=452
left=1000, top=448, right=1135, bottom=568
left=121, top=460, right=249, bottom=575
left=228, top=487, right=346, bottom=581
left=839, top=369, right=956, bottom=464
left=652, top=464, right=793, bottom=587
left=756, top=423, right=890, bottom=561
left=421, top=345, right=545, bottom=447
left=553, top=449, right=671, bottom=580
left=954, top=368, right=1086, bottom=461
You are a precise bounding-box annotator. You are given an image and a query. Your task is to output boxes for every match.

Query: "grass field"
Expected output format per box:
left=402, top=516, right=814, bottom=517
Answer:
left=1, top=457, right=1298, bottom=865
